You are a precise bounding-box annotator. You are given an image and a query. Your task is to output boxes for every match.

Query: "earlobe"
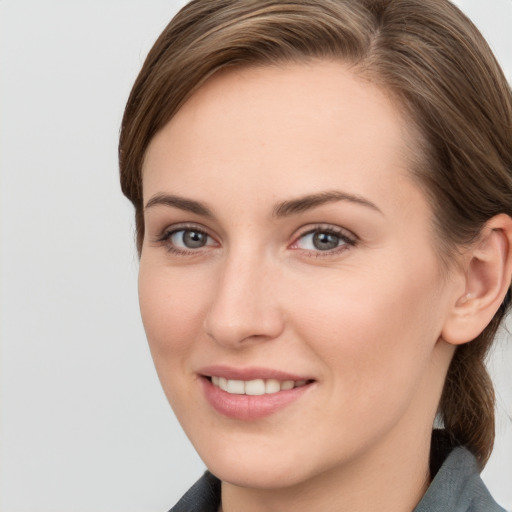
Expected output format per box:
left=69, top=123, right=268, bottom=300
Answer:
left=441, top=214, right=512, bottom=346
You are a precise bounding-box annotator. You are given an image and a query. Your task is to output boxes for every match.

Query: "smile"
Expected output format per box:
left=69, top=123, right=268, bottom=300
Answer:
left=200, top=367, right=315, bottom=420
left=210, top=376, right=308, bottom=395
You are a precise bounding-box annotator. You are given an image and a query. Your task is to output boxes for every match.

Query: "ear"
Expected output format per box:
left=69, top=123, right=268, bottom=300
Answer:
left=441, top=214, right=512, bottom=346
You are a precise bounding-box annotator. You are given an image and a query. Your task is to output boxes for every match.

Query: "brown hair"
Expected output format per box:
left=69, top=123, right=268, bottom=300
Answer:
left=119, top=0, right=512, bottom=467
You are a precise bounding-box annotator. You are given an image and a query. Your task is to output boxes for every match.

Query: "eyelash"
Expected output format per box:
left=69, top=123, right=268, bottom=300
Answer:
left=153, top=224, right=358, bottom=257
left=154, top=224, right=216, bottom=255
left=290, top=226, right=357, bottom=258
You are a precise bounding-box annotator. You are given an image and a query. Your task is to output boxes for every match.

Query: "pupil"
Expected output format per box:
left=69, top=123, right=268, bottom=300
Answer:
left=183, top=231, right=206, bottom=248
left=313, top=232, right=339, bottom=250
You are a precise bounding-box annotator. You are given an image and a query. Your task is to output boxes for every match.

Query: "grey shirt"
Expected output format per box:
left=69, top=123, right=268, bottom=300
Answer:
left=169, top=445, right=505, bottom=512
left=414, top=446, right=505, bottom=512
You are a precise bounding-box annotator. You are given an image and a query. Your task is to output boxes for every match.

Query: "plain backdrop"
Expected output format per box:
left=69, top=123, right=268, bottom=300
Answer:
left=0, top=1, right=511, bottom=511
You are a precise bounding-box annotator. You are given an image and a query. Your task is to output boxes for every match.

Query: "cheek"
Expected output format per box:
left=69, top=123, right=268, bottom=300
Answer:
left=288, top=252, right=446, bottom=402
left=138, top=261, right=211, bottom=366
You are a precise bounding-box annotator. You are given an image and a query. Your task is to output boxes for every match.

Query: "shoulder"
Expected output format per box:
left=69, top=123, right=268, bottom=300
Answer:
left=414, top=446, right=506, bottom=512
left=168, top=471, right=221, bottom=512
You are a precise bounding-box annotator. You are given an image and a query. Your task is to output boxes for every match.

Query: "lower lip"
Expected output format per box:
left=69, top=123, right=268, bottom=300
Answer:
left=201, top=378, right=313, bottom=420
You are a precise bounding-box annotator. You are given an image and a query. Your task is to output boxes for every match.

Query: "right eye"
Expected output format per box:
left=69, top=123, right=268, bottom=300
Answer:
left=156, top=226, right=218, bottom=254
left=170, top=229, right=212, bottom=249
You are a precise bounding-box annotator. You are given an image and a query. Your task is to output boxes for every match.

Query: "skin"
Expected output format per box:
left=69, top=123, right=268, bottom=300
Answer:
left=138, top=61, right=468, bottom=512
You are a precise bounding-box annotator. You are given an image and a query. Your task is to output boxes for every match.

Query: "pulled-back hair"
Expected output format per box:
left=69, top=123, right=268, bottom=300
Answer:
left=119, top=0, right=512, bottom=467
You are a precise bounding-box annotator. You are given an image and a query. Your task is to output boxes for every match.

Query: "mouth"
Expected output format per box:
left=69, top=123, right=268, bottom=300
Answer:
left=209, top=376, right=310, bottom=395
left=198, top=367, right=315, bottom=420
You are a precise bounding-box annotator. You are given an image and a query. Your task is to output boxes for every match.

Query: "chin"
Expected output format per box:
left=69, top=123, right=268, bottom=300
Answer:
left=191, top=429, right=344, bottom=491
left=207, top=455, right=314, bottom=490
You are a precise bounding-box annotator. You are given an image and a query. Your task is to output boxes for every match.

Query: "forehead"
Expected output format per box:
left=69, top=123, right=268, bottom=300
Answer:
left=142, top=60, right=421, bottom=216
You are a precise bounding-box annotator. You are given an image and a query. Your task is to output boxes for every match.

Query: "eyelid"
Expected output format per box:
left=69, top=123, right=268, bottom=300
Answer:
left=151, top=222, right=357, bottom=256
left=289, top=224, right=358, bottom=253
left=153, top=222, right=219, bottom=254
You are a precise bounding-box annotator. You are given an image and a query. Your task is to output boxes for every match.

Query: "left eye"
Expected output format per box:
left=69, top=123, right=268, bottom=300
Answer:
left=294, top=229, right=351, bottom=252
left=169, top=229, right=215, bottom=249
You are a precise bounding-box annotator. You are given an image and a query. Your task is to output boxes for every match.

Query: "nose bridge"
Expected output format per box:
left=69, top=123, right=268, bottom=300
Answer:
left=203, top=245, right=283, bottom=347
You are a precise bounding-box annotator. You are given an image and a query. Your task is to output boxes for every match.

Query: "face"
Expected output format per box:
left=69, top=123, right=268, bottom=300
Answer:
left=139, top=62, right=459, bottom=490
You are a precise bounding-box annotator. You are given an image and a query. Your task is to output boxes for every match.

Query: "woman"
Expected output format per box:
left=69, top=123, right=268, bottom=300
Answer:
left=119, top=0, right=512, bottom=510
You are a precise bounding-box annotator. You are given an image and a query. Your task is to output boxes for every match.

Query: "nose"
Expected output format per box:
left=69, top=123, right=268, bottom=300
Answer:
left=203, top=251, right=285, bottom=348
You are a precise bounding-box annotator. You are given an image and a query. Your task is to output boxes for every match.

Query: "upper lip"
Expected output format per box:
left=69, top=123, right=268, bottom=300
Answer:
left=198, top=365, right=313, bottom=382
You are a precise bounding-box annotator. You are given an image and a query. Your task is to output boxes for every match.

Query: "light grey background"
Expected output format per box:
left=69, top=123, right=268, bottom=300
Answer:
left=0, top=1, right=511, bottom=511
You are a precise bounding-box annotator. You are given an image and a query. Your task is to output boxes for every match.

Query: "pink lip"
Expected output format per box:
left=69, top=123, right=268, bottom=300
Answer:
left=198, top=365, right=312, bottom=381
left=198, top=366, right=315, bottom=421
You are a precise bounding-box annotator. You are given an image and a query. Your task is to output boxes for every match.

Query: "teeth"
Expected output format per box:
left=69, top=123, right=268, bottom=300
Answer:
left=210, top=377, right=309, bottom=395
left=226, top=379, right=245, bottom=394
left=218, top=377, right=228, bottom=391
left=245, top=379, right=266, bottom=396
left=265, top=379, right=280, bottom=394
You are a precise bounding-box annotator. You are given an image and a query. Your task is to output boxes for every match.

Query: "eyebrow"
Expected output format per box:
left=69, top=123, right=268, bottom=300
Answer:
left=144, top=193, right=214, bottom=217
left=144, top=190, right=382, bottom=218
left=273, top=190, right=383, bottom=217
